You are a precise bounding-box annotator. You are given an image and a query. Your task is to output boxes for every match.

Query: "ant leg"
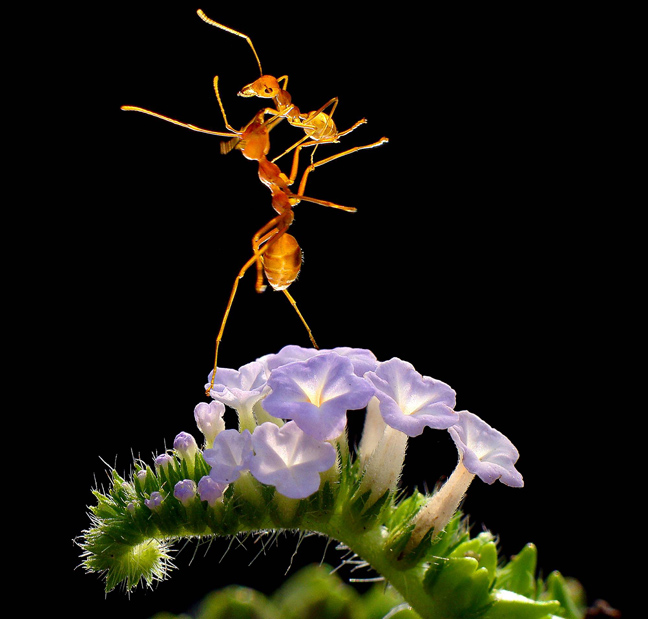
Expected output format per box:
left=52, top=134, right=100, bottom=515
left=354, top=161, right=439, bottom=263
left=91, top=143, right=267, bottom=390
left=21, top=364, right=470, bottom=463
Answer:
left=212, top=76, right=241, bottom=134
left=197, top=9, right=263, bottom=75
left=207, top=252, right=259, bottom=394
left=207, top=218, right=293, bottom=393
left=296, top=137, right=390, bottom=196
left=336, top=118, right=369, bottom=139
left=120, top=106, right=235, bottom=137
left=282, top=288, right=319, bottom=350
left=251, top=214, right=290, bottom=293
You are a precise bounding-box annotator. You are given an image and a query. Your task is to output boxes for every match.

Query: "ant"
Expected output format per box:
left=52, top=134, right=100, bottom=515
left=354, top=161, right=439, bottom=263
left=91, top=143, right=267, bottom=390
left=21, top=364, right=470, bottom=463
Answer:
left=121, top=76, right=387, bottom=393
left=196, top=9, right=385, bottom=165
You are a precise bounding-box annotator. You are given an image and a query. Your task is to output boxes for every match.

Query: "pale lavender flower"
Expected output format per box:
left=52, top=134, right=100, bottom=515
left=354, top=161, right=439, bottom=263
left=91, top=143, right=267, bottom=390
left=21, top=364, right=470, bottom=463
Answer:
left=144, top=491, right=163, bottom=511
left=173, top=479, right=197, bottom=506
left=249, top=421, right=337, bottom=499
left=197, top=476, right=228, bottom=506
left=194, top=400, right=226, bottom=446
left=262, top=352, right=375, bottom=441
left=364, top=358, right=458, bottom=437
left=408, top=410, right=523, bottom=549
left=173, top=431, right=199, bottom=461
left=261, top=345, right=378, bottom=377
left=448, top=410, right=524, bottom=487
left=205, top=361, right=270, bottom=430
left=203, top=428, right=253, bottom=484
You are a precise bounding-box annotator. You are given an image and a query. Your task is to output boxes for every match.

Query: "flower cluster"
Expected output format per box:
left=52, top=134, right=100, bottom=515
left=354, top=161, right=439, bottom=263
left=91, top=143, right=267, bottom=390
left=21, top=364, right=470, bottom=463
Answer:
left=151, top=345, right=523, bottom=546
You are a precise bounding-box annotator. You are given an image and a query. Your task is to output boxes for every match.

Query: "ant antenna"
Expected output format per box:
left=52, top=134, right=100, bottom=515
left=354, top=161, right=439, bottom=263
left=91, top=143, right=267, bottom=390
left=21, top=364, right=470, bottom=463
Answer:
left=197, top=9, right=264, bottom=77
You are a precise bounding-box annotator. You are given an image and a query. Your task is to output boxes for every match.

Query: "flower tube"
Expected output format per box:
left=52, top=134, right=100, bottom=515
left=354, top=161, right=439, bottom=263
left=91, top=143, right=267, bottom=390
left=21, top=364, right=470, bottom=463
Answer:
left=408, top=410, right=523, bottom=549
left=359, top=358, right=457, bottom=506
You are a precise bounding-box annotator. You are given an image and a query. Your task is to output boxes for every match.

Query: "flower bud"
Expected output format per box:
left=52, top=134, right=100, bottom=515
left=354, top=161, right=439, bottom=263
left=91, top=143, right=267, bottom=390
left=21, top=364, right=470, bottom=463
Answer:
left=173, top=479, right=197, bottom=506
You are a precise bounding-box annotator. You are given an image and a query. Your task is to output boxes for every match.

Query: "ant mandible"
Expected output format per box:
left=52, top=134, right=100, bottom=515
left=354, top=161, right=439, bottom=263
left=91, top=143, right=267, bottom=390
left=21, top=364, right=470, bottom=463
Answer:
left=196, top=9, right=387, bottom=165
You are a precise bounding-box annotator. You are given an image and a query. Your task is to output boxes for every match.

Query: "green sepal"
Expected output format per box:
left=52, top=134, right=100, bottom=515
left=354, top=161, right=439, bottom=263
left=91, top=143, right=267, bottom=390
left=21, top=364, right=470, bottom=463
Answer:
left=360, top=488, right=392, bottom=525
left=423, top=556, right=493, bottom=618
left=543, top=571, right=585, bottom=619
left=449, top=532, right=498, bottom=586
left=385, top=492, right=428, bottom=563
left=495, top=543, right=538, bottom=599
left=482, top=590, right=562, bottom=619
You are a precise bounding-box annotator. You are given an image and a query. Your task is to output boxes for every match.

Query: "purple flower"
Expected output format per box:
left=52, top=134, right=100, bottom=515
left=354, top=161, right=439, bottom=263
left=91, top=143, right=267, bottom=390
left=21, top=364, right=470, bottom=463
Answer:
left=197, top=476, right=228, bottom=506
left=203, top=429, right=253, bottom=484
left=205, top=361, right=271, bottom=431
left=408, top=410, right=524, bottom=549
left=364, top=358, right=458, bottom=437
left=205, top=361, right=270, bottom=410
left=145, top=491, right=163, bottom=511
left=173, top=479, right=197, bottom=506
left=173, top=431, right=199, bottom=461
left=448, top=411, right=524, bottom=487
left=262, top=352, right=375, bottom=441
left=249, top=421, right=337, bottom=499
left=262, top=345, right=378, bottom=377
left=194, top=400, right=226, bottom=446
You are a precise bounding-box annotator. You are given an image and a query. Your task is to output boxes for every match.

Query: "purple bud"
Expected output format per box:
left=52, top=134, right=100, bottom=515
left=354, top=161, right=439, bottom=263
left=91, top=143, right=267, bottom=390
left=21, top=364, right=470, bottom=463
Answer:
left=173, top=431, right=199, bottom=461
left=194, top=401, right=226, bottom=445
left=173, top=479, right=197, bottom=506
left=197, top=476, right=228, bottom=506
left=154, top=453, right=174, bottom=470
left=144, top=491, right=163, bottom=511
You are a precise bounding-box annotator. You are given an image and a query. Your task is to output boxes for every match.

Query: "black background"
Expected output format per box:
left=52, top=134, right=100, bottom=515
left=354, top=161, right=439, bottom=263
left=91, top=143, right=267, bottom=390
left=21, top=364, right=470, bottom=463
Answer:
left=51, top=3, right=633, bottom=617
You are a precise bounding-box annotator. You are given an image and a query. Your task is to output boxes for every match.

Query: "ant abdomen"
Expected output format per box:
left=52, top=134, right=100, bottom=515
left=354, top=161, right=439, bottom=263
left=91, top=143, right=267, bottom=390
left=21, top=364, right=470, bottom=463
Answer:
left=263, top=233, right=302, bottom=291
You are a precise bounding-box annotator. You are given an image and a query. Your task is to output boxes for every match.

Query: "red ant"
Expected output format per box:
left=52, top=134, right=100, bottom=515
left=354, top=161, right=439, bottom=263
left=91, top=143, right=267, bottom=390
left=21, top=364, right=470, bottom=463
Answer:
left=122, top=76, right=387, bottom=393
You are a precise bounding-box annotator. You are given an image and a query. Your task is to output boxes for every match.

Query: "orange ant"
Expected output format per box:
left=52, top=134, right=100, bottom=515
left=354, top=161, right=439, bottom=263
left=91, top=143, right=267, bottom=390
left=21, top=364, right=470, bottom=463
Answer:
left=121, top=76, right=387, bottom=393
left=196, top=9, right=385, bottom=164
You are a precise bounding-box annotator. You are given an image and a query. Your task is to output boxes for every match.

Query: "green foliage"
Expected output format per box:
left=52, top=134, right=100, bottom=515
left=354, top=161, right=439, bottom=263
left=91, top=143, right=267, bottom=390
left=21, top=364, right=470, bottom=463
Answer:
left=77, top=446, right=586, bottom=618
left=149, top=564, right=415, bottom=619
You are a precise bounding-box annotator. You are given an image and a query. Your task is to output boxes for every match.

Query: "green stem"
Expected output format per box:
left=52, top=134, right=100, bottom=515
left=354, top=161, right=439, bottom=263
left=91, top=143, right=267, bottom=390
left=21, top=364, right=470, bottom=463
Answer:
left=316, top=516, right=435, bottom=618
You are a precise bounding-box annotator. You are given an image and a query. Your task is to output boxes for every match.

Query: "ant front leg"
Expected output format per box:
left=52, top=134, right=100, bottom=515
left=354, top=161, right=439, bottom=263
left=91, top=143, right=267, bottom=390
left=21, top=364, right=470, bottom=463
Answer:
left=295, top=137, right=390, bottom=197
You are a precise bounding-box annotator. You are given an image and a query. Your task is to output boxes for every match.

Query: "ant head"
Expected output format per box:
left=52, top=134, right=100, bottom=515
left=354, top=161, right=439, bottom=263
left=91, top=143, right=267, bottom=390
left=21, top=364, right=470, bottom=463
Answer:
left=238, top=75, right=282, bottom=99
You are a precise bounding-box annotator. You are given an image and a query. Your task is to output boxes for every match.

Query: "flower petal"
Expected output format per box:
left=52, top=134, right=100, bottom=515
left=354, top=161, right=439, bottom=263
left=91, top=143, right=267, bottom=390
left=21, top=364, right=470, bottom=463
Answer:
left=262, top=352, right=375, bottom=440
left=261, top=345, right=378, bottom=377
left=249, top=421, right=337, bottom=499
left=448, top=410, right=524, bottom=487
left=365, top=358, right=457, bottom=436
left=205, top=361, right=270, bottom=411
left=203, top=429, right=253, bottom=483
